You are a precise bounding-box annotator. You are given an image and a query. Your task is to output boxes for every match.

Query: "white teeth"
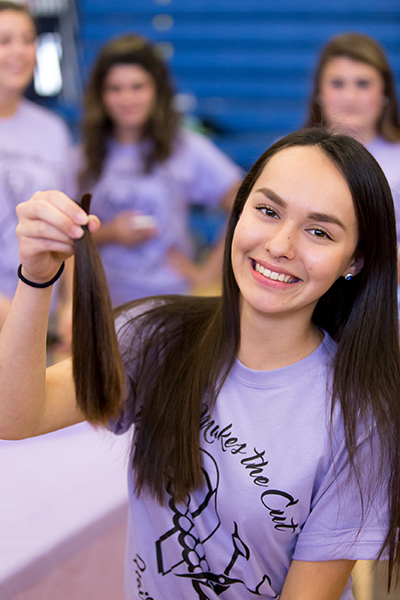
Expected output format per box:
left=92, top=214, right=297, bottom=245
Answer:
left=254, top=262, right=296, bottom=284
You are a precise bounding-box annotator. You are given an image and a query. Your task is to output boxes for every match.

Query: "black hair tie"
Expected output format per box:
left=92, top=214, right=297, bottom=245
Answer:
left=17, top=262, right=65, bottom=288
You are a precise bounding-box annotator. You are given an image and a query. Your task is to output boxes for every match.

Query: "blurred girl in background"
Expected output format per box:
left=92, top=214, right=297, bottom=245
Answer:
left=305, top=32, right=400, bottom=240
left=71, top=34, right=242, bottom=306
left=0, top=1, right=72, bottom=340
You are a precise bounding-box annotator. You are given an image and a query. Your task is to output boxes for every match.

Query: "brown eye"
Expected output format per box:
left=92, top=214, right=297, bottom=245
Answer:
left=256, top=205, right=278, bottom=218
left=357, top=79, right=371, bottom=89
left=309, top=228, right=332, bottom=240
left=331, top=79, right=344, bottom=89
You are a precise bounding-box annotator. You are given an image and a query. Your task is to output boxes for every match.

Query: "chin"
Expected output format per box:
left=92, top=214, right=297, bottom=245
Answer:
left=6, top=76, right=32, bottom=91
left=336, top=119, right=365, bottom=133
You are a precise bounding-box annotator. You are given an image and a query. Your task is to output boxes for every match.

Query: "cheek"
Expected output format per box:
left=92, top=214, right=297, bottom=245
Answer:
left=320, top=93, right=341, bottom=123
left=27, top=47, right=36, bottom=65
left=230, top=230, right=241, bottom=265
left=232, top=221, right=256, bottom=254
left=320, top=85, right=337, bottom=104
left=300, top=250, right=345, bottom=280
left=304, top=250, right=347, bottom=285
left=102, top=93, right=112, bottom=112
left=144, top=89, right=156, bottom=113
left=365, top=92, right=384, bottom=115
left=102, top=94, right=120, bottom=118
left=231, top=225, right=250, bottom=271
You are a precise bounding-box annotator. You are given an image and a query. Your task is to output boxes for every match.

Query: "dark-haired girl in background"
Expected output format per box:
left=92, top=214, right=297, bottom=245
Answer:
left=70, top=34, right=242, bottom=305
left=2, top=128, right=400, bottom=599
left=0, top=1, right=72, bottom=340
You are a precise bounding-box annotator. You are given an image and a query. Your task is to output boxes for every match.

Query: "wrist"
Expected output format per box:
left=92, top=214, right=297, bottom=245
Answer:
left=18, top=263, right=65, bottom=289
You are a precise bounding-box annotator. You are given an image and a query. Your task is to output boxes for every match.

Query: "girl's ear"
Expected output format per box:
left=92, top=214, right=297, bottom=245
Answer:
left=345, top=255, right=364, bottom=278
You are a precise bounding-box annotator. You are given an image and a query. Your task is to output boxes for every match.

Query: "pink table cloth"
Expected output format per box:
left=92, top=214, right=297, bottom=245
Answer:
left=0, top=422, right=130, bottom=599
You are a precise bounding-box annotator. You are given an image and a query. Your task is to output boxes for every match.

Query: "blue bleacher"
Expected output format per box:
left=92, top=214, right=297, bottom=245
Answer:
left=80, top=0, right=400, bottom=15
left=76, top=0, right=400, bottom=170
left=73, top=0, right=400, bottom=245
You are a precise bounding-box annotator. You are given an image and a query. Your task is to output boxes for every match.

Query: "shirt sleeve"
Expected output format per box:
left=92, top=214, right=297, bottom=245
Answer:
left=293, top=434, right=389, bottom=561
left=63, top=144, right=82, bottom=201
left=176, top=130, right=243, bottom=207
left=48, top=115, right=73, bottom=196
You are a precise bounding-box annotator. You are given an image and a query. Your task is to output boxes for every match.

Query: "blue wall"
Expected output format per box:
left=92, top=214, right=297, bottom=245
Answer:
left=77, top=0, right=400, bottom=169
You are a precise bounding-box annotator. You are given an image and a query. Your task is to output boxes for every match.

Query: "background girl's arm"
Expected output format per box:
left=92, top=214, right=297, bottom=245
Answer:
left=166, top=182, right=239, bottom=290
left=280, top=559, right=356, bottom=600
left=0, top=191, right=98, bottom=440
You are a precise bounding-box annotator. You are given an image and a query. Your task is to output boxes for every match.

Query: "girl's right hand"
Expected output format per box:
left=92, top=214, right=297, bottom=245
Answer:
left=15, top=190, right=100, bottom=285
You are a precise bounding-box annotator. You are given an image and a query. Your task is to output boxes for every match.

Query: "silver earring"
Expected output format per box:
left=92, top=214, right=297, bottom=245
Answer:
left=344, top=273, right=353, bottom=281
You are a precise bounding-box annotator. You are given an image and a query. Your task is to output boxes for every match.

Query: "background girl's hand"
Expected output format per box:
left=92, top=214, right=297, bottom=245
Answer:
left=167, top=243, right=225, bottom=295
left=94, top=210, right=158, bottom=247
left=15, top=190, right=100, bottom=285
left=167, top=247, right=207, bottom=286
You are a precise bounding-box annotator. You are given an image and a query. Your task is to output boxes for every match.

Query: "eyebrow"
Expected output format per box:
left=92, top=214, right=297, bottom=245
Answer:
left=255, top=187, right=348, bottom=231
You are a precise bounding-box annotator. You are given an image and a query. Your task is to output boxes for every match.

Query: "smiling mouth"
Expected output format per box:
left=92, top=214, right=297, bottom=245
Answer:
left=251, top=260, right=300, bottom=284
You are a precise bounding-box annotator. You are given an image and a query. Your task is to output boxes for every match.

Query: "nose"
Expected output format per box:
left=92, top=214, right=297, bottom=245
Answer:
left=265, top=223, right=297, bottom=260
left=342, top=83, right=357, bottom=102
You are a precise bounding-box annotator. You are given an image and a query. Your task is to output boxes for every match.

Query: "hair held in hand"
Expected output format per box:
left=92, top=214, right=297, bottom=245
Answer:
left=72, top=193, right=125, bottom=424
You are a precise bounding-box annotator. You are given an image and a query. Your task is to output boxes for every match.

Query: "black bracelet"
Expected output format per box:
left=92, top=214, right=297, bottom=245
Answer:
left=17, top=262, right=65, bottom=289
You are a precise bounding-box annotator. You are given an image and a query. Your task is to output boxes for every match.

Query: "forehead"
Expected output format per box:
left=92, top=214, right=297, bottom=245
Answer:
left=104, top=63, right=153, bottom=85
left=322, top=56, right=382, bottom=80
left=252, top=145, right=356, bottom=216
left=0, top=9, right=35, bottom=32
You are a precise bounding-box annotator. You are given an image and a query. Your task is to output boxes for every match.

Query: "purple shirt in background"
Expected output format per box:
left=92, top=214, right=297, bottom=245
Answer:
left=70, top=129, right=242, bottom=306
left=367, top=136, right=400, bottom=243
left=0, top=99, right=71, bottom=299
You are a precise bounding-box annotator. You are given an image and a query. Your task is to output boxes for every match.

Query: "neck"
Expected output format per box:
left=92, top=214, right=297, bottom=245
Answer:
left=114, top=125, right=142, bottom=144
left=0, top=90, right=22, bottom=119
left=237, top=306, right=323, bottom=371
left=328, top=123, right=377, bottom=146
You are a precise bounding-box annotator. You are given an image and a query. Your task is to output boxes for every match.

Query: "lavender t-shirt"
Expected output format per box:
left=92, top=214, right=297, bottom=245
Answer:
left=367, top=136, right=400, bottom=242
left=111, top=307, right=388, bottom=600
left=0, top=99, right=71, bottom=298
left=70, top=130, right=242, bottom=306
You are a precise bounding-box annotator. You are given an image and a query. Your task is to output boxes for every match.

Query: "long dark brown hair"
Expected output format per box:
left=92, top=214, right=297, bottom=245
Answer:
left=73, top=128, right=400, bottom=588
left=78, top=34, right=180, bottom=189
left=72, top=194, right=126, bottom=424
left=305, top=32, right=400, bottom=142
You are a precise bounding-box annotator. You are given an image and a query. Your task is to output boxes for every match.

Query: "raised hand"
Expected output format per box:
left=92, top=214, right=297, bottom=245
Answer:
left=15, top=190, right=100, bottom=285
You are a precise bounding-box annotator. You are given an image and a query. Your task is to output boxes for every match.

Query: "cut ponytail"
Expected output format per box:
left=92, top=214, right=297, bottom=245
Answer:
left=72, top=193, right=125, bottom=425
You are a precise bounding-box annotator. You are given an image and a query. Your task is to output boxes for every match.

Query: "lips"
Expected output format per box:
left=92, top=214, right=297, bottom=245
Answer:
left=251, top=259, right=300, bottom=284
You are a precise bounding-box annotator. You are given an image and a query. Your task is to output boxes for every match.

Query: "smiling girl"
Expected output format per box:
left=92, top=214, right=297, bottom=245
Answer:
left=1, top=128, right=400, bottom=600
left=0, top=1, right=71, bottom=340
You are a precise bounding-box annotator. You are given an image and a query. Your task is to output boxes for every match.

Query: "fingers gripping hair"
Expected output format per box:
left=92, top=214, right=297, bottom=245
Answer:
left=72, top=193, right=125, bottom=424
